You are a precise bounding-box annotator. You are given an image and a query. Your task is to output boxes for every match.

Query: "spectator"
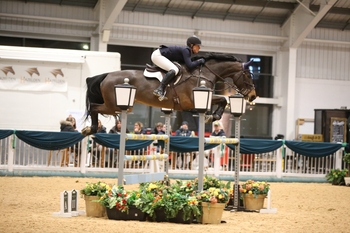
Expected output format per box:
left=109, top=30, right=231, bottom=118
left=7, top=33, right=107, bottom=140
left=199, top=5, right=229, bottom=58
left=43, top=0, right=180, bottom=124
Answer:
left=151, top=122, right=165, bottom=134
left=211, top=121, right=225, bottom=137
left=175, top=121, right=194, bottom=169
left=151, top=122, right=165, bottom=153
left=133, top=121, right=147, bottom=134
left=60, top=117, right=76, bottom=132
left=175, top=121, right=193, bottom=136
left=59, top=116, right=79, bottom=166
left=109, top=119, right=130, bottom=134
left=92, top=120, right=107, bottom=166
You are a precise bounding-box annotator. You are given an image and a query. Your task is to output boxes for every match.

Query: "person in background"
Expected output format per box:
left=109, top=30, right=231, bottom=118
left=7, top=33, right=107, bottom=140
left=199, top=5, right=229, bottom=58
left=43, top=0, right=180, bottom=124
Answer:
left=175, top=121, right=192, bottom=136
left=211, top=121, right=225, bottom=137
left=92, top=120, right=107, bottom=167
left=133, top=121, right=147, bottom=134
left=65, top=114, right=77, bottom=131
left=107, top=118, right=129, bottom=167
left=109, top=119, right=130, bottom=134
left=60, top=117, right=76, bottom=132
left=151, top=122, right=165, bottom=153
left=175, top=121, right=194, bottom=169
left=151, top=122, right=165, bottom=134
left=59, top=116, right=78, bottom=166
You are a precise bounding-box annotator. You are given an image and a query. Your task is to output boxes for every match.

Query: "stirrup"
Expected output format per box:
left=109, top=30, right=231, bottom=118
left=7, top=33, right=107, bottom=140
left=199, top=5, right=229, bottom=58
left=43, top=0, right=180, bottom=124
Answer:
left=158, top=90, right=168, bottom=101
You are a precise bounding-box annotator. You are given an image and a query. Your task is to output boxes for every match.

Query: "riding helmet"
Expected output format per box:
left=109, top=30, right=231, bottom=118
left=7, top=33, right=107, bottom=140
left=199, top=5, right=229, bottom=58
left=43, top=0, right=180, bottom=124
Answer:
left=186, top=36, right=202, bottom=47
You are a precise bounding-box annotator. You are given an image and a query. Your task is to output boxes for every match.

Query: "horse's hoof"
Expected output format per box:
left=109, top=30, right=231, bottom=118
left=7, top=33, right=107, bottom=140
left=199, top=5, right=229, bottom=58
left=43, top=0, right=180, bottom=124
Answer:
left=81, top=127, right=91, bottom=136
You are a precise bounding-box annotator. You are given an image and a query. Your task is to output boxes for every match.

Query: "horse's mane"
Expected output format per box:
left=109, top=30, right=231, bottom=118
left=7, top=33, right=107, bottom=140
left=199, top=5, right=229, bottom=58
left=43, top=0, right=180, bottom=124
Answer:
left=192, top=52, right=242, bottom=62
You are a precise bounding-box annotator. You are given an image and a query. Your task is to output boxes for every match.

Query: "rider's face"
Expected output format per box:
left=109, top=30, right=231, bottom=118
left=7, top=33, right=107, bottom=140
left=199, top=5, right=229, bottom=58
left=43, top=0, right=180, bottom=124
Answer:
left=192, top=44, right=200, bottom=54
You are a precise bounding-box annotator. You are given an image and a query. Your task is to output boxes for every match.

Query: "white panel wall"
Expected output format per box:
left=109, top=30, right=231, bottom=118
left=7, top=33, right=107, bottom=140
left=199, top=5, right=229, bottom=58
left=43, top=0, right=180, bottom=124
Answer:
left=295, top=78, right=350, bottom=119
left=0, top=46, right=120, bottom=131
left=297, top=42, right=350, bottom=81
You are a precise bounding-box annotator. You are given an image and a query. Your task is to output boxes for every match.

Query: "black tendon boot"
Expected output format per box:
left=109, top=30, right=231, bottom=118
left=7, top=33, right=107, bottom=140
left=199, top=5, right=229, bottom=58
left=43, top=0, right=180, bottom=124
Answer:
left=153, top=69, right=176, bottom=100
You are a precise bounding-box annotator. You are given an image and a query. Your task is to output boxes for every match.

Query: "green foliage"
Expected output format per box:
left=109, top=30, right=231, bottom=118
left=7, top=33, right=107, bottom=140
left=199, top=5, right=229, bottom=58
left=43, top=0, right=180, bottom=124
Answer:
left=326, top=168, right=348, bottom=185
left=80, top=181, right=110, bottom=197
left=135, top=181, right=201, bottom=221
left=343, top=153, right=350, bottom=164
left=98, top=185, right=141, bottom=212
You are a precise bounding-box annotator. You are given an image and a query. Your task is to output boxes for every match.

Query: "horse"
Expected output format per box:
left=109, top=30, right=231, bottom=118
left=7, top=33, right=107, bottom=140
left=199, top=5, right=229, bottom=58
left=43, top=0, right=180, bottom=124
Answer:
left=81, top=53, right=256, bottom=136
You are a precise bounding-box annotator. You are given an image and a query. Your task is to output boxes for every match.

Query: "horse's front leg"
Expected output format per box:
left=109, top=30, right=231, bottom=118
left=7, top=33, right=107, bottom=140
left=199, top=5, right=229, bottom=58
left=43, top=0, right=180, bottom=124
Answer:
left=205, top=96, right=227, bottom=123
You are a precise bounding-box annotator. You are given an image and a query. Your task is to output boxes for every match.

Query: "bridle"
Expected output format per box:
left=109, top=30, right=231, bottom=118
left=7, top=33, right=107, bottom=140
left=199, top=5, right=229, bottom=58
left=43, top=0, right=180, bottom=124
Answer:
left=202, top=63, right=255, bottom=96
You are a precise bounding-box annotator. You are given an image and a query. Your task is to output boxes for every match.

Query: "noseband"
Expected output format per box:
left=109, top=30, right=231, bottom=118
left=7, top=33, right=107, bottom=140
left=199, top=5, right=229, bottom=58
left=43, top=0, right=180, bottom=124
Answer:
left=203, top=63, right=255, bottom=96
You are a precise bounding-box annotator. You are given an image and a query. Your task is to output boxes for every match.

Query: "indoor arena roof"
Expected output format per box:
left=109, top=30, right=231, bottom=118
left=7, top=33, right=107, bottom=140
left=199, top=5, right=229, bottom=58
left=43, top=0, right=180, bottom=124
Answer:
left=20, top=0, right=350, bottom=31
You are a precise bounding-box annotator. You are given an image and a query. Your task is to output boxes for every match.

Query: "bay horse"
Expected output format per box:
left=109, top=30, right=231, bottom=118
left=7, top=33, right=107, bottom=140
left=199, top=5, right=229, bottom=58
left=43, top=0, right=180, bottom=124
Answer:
left=81, top=53, right=256, bottom=136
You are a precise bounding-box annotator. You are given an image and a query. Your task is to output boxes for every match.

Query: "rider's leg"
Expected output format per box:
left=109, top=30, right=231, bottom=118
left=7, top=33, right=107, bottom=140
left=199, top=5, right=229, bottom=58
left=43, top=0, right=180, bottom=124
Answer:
left=151, top=49, right=179, bottom=98
left=153, top=69, right=175, bottom=97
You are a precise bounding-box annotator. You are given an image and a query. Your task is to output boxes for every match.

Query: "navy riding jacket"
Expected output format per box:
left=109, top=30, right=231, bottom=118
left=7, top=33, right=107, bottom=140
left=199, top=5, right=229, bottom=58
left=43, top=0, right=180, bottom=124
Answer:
left=159, top=45, right=202, bottom=70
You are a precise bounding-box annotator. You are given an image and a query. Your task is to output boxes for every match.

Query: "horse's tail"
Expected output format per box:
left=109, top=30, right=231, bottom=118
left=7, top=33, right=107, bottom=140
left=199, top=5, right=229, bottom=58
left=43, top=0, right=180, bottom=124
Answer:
left=84, top=73, right=109, bottom=121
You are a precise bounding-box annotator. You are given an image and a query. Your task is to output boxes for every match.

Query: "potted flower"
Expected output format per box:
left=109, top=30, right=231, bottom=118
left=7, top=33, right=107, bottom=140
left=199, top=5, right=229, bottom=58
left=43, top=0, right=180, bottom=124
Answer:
left=196, top=187, right=229, bottom=224
left=239, top=180, right=270, bottom=211
left=135, top=181, right=201, bottom=223
left=326, top=168, right=348, bottom=185
left=343, top=152, right=350, bottom=186
left=98, top=185, right=146, bottom=221
left=80, top=181, right=110, bottom=217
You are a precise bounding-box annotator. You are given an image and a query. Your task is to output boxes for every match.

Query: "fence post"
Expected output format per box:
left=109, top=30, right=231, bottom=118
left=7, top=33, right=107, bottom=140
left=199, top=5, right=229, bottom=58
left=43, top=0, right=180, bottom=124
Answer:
left=335, top=147, right=343, bottom=169
left=79, top=137, right=88, bottom=174
left=213, top=144, right=220, bottom=177
left=7, top=134, right=14, bottom=172
left=275, top=146, right=282, bottom=178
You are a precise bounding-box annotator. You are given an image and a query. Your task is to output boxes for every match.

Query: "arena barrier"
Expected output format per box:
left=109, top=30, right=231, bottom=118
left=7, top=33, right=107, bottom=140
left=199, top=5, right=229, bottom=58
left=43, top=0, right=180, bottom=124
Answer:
left=0, top=130, right=347, bottom=182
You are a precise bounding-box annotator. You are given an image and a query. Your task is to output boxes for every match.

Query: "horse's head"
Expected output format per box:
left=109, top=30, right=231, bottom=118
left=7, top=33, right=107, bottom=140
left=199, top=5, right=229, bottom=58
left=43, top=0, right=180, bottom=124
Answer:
left=232, top=60, right=256, bottom=102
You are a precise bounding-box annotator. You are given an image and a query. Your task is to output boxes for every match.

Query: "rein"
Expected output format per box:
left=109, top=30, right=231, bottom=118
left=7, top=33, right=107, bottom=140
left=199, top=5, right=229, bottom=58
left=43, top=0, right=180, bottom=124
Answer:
left=203, top=63, right=254, bottom=96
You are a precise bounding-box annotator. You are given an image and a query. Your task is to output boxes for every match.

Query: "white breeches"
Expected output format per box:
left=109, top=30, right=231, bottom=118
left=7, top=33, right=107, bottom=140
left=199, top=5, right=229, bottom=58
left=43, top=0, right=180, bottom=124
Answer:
left=151, top=49, right=179, bottom=75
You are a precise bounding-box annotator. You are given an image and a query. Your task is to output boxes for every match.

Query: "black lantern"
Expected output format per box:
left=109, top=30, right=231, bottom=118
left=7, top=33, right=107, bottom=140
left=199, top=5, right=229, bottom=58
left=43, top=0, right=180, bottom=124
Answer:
left=114, top=78, right=136, bottom=110
left=192, top=81, right=213, bottom=113
left=229, top=93, right=246, bottom=117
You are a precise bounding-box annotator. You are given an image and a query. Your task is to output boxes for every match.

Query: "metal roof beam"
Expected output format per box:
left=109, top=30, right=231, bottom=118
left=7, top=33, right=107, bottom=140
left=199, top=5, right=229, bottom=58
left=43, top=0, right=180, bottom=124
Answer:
left=190, top=0, right=296, bottom=9
left=102, top=0, right=128, bottom=32
left=310, top=4, right=350, bottom=15
left=288, top=0, right=338, bottom=48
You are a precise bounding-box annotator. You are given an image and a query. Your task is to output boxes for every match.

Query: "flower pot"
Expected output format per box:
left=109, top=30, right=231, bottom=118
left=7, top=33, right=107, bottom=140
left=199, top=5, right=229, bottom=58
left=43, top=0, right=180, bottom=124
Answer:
left=106, top=206, right=146, bottom=221
left=344, top=177, right=350, bottom=186
left=152, top=208, right=194, bottom=224
left=168, top=209, right=194, bottom=224
left=200, top=202, right=225, bottom=224
left=243, top=194, right=266, bottom=211
left=84, top=195, right=106, bottom=217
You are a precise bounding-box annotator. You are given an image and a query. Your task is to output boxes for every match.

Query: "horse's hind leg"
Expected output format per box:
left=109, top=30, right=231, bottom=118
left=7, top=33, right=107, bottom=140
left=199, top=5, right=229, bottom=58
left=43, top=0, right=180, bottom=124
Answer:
left=82, top=103, right=107, bottom=136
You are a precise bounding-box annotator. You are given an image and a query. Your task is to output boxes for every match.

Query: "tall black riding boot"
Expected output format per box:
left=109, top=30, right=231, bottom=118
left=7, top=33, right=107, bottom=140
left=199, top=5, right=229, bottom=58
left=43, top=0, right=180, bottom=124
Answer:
left=153, top=69, right=176, bottom=99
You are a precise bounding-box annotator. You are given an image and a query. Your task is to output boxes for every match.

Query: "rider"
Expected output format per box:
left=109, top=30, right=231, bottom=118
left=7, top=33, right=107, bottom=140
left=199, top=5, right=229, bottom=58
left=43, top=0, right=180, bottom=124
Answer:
left=151, top=36, right=205, bottom=100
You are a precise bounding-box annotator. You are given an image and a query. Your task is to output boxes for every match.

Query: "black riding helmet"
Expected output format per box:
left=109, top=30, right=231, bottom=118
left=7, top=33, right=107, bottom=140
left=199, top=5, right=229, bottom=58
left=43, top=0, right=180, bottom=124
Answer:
left=186, top=36, right=201, bottom=47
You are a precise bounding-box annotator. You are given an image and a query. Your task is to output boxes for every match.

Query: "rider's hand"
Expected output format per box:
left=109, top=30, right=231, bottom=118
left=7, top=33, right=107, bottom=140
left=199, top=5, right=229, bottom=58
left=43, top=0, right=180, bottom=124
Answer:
left=197, top=58, right=205, bottom=65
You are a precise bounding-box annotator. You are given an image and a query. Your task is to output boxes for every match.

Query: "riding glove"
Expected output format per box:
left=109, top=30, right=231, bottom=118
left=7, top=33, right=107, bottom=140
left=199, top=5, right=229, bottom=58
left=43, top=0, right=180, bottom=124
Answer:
left=197, top=58, right=205, bottom=65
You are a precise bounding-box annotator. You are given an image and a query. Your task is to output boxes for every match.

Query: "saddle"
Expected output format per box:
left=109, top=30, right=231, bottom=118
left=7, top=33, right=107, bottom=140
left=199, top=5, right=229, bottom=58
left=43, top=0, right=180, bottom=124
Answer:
left=143, top=62, right=183, bottom=84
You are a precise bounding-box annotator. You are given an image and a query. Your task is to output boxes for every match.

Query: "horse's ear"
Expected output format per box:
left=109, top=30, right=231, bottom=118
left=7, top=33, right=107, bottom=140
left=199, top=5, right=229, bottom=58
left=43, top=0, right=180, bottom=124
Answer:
left=243, top=59, right=254, bottom=70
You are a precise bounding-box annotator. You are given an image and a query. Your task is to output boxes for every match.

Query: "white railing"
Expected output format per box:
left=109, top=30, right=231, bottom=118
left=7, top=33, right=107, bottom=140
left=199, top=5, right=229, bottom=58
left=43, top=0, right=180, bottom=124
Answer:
left=0, top=135, right=346, bottom=181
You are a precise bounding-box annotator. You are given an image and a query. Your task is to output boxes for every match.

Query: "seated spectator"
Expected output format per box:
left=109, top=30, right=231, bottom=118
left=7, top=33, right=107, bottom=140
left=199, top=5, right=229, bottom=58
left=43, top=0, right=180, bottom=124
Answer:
left=175, top=121, right=194, bottom=169
left=92, top=120, right=107, bottom=165
left=133, top=121, right=147, bottom=134
left=151, top=122, right=165, bottom=134
left=211, top=121, right=225, bottom=137
left=109, top=119, right=130, bottom=134
left=175, top=121, right=193, bottom=136
left=60, top=117, right=76, bottom=132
